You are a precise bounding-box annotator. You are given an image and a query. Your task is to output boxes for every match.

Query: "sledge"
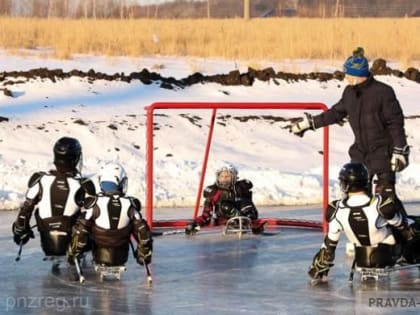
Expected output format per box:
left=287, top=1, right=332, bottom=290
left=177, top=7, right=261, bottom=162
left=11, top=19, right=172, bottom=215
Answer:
left=348, top=244, right=420, bottom=282
left=355, top=263, right=420, bottom=281
left=223, top=216, right=252, bottom=239
left=93, top=263, right=127, bottom=281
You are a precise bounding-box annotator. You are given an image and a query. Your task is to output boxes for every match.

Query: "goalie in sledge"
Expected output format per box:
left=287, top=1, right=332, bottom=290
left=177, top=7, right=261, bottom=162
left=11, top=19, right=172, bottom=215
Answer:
left=308, top=162, right=420, bottom=283
left=185, top=164, right=266, bottom=236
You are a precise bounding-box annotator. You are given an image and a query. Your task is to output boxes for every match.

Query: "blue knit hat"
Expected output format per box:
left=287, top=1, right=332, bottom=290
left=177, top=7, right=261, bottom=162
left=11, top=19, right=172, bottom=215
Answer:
left=343, top=47, right=370, bottom=77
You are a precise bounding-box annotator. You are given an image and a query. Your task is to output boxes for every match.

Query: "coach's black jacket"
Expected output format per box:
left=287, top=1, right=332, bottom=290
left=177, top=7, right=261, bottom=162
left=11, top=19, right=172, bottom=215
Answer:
left=313, top=75, right=407, bottom=174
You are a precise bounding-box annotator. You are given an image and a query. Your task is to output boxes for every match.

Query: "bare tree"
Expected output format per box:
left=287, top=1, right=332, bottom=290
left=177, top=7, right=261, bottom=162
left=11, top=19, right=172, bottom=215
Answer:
left=119, top=0, right=125, bottom=19
left=334, top=0, right=340, bottom=17
left=105, top=0, right=118, bottom=18
left=83, top=0, right=88, bottom=18
left=92, top=0, right=96, bottom=18
left=47, top=0, right=55, bottom=18
left=207, top=0, right=211, bottom=18
left=154, top=3, right=158, bottom=18
left=0, top=0, right=11, bottom=16
left=64, top=0, right=70, bottom=17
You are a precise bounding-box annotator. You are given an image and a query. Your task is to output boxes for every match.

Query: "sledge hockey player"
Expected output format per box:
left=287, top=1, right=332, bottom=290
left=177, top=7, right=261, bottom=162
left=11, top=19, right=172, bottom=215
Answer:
left=308, top=162, right=420, bottom=282
left=288, top=47, right=409, bottom=214
left=67, top=162, right=153, bottom=280
left=12, top=137, right=94, bottom=269
left=185, top=164, right=264, bottom=235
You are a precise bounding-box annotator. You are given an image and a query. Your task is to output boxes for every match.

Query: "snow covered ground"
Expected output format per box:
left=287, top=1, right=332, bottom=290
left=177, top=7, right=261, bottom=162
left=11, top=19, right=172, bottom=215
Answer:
left=1, top=50, right=420, bottom=212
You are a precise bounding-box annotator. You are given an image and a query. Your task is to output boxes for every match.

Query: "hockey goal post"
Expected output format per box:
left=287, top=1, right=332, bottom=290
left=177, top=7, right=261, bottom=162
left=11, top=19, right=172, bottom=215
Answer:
left=145, top=102, right=330, bottom=233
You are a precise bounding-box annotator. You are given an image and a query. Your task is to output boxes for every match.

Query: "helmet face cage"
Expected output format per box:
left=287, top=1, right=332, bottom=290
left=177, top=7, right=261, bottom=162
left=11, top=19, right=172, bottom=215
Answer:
left=338, top=162, right=369, bottom=196
left=215, top=164, right=238, bottom=189
left=53, top=137, right=82, bottom=173
left=98, top=162, right=128, bottom=196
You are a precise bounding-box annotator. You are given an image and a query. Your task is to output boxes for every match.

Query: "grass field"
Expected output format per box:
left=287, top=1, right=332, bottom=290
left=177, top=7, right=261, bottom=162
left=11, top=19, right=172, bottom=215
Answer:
left=0, top=17, right=419, bottom=65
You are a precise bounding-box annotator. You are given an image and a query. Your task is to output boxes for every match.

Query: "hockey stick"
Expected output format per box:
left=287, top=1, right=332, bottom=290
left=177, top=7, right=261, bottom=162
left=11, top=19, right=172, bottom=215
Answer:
left=15, top=240, right=24, bottom=262
left=73, top=256, right=85, bottom=284
left=143, top=262, right=153, bottom=285
left=129, top=239, right=152, bottom=285
left=348, top=257, right=357, bottom=283
left=15, top=224, right=37, bottom=262
left=152, top=228, right=186, bottom=236
left=388, top=262, right=420, bottom=271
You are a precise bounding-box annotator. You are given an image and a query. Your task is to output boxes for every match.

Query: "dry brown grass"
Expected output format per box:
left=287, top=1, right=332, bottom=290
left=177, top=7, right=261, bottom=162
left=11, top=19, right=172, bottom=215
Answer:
left=0, top=17, right=419, bottom=64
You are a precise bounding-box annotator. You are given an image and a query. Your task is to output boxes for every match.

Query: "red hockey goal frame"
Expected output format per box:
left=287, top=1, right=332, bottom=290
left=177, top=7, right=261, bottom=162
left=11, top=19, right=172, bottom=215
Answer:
left=145, top=102, right=330, bottom=233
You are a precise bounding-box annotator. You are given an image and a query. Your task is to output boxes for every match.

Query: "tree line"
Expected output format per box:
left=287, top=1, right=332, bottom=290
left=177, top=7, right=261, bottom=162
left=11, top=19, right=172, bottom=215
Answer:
left=0, top=0, right=418, bottom=19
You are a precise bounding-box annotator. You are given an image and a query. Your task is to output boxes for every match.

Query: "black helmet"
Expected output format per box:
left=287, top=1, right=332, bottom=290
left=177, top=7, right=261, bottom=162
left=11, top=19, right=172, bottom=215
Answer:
left=53, top=137, right=82, bottom=172
left=338, top=162, right=369, bottom=194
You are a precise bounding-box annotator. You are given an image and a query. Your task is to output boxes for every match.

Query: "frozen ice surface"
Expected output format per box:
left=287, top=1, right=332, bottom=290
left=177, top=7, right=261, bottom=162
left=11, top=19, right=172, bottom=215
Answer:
left=1, top=205, right=420, bottom=314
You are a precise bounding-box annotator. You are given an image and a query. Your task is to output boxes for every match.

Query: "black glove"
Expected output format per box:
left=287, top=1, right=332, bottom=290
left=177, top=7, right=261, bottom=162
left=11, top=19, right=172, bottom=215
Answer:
left=287, top=112, right=315, bottom=138
left=401, top=222, right=420, bottom=264
left=403, top=237, right=420, bottom=264
left=398, top=223, right=416, bottom=242
left=185, top=220, right=199, bottom=235
left=390, top=146, right=409, bottom=172
left=136, top=240, right=153, bottom=266
left=67, top=226, right=88, bottom=263
left=12, top=222, right=34, bottom=246
left=308, top=248, right=334, bottom=280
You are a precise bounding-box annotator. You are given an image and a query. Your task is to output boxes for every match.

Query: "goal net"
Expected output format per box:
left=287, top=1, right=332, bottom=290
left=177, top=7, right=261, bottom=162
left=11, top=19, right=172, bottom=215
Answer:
left=145, top=102, right=330, bottom=233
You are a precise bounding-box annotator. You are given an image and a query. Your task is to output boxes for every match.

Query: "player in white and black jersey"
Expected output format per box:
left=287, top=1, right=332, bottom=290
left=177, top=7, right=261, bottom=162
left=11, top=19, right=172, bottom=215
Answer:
left=12, top=137, right=95, bottom=260
left=308, top=162, right=420, bottom=281
left=67, top=162, right=152, bottom=268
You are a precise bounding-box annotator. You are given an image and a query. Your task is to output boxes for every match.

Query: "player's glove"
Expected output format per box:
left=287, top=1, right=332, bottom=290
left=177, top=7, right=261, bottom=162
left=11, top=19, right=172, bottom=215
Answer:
left=12, top=222, right=34, bottom=246
left=185, top=220, right=200, bottom=235
left=136, top=240, right=153, bottom=266
left=308, top=248, right=334, bottom=280
left=287, top=112, right=315, bottom=137
left=67, top=226, right=89, bottom=264
left=390, top=146, right=409, bottom=172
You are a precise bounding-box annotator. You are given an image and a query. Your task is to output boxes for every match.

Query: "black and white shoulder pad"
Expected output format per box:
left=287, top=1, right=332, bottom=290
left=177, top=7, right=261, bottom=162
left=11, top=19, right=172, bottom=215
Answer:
left=236, top=179, right=253, bottom=191
left=27, top=172, right=45, bottom=188
left=81, top=178, right=96, bottom=196
left=129, top=197, right=141, bottom=211
left=377, top=195, right=397, bottom=220
left=203, top=185, right=218, bottom=198
left=326, top=200, right=340, bottom=222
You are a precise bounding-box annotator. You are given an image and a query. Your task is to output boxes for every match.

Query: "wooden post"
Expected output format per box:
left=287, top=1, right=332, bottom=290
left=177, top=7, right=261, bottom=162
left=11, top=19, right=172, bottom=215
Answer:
left=244, top=0, right=250, bottom=20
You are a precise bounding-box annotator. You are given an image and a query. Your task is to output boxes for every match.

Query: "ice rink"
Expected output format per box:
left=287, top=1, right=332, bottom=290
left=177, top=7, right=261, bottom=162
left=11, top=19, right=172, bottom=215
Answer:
left=1, top=205, right=420, bottom=315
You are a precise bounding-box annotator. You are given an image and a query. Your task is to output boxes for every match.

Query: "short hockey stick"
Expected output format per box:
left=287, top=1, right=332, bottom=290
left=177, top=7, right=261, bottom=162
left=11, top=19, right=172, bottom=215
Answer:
left=348, top=257, right=357, bottom=283
left=15, top=240, right=24, bottom=262
left=15, top=224, right=37, bottom=262
left=152, top=228, right=186, bottom=236
left=74, top=256, right=85, bottom=284
left=129, top=238, right=152, bottom=285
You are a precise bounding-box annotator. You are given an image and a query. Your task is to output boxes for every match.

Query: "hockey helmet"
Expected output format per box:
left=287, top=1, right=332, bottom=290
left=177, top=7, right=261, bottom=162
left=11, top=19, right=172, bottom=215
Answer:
left=98, top=162, right=128, bottom=196
left=215, top=164, right=238, bottom=189
left=338, top=162, right=369, bottom=194
left=53, top=137, right=82, bottom=173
